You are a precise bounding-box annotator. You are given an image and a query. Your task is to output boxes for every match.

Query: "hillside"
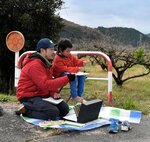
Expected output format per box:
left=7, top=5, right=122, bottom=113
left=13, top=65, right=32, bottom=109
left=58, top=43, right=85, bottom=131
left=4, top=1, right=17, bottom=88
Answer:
left=60, top=19, right=150, bottom=48
left=147, top=33, right=150, bottom=38
left=97, top=27, right=150, bottom=47
left=60, top=20, right=105, bottom=43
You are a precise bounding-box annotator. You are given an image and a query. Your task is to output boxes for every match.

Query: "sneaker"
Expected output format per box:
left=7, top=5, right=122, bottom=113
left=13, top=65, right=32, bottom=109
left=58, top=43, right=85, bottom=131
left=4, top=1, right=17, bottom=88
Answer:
left=109, top=118, right=122, bottom=134
left=15, top=104, right=27, bottom=115
left=109, top=121, right=120, bottom=133
left=121, top=121, right=132, bottom=132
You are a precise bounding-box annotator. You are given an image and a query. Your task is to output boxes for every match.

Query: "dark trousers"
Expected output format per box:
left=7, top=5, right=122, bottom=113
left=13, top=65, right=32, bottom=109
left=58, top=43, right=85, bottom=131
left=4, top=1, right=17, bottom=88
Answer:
left=20, top=97, right=69, bottom=120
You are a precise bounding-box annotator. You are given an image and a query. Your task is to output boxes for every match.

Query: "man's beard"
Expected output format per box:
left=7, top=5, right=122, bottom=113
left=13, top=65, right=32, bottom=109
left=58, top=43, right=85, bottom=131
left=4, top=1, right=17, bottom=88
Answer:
left=45, top=54, right=54, bottom=63
left=48, top=58, right=53, bottom=63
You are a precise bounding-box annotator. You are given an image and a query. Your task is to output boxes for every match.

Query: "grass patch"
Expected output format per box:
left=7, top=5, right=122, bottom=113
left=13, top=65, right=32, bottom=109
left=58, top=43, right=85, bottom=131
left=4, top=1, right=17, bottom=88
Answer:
left=0, top=93, right=17, bottom=102
left=67, top=63, right=150, bottom=114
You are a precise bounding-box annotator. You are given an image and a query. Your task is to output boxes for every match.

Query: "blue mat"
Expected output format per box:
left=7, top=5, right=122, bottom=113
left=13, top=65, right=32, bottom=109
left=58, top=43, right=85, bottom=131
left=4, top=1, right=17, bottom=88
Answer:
left=21, top=115, right=110, bottom=131
left=21, top=106, right=142, bottom=131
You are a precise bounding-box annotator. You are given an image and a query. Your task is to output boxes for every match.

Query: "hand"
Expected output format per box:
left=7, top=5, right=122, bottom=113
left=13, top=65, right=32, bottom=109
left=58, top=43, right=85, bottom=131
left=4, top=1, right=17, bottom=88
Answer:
left=72, top=96, right=84, bottom=103
left=53, top=93, right=61, bottom=99
left=67, top=74, right=75, bottom=81
left=78, top=67, right=85, bottom=72
left=83, top=60, right=87, bottom=66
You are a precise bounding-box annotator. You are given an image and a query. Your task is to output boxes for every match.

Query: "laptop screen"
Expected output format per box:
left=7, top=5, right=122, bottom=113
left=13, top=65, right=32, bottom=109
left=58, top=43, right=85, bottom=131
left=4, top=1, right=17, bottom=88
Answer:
left=75, top=99, right=103, bottom=123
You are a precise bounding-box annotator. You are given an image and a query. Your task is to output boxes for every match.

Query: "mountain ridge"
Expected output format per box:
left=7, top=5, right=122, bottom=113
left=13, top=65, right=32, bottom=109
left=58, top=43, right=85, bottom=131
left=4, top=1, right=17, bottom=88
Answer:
left=60, top=19, right=150, bottom=48
left=97, top=26, right=150, bottom=47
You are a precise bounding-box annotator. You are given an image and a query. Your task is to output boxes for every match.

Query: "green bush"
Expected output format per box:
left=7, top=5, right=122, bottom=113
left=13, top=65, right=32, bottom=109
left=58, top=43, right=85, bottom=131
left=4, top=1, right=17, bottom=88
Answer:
left=0, top=94, right=17, bottom=102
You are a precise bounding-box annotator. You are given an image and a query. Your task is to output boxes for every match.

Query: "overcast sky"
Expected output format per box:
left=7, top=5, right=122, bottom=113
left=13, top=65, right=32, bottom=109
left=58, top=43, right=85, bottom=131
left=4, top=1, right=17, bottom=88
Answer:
left=58, top=0, right=150, bottom=34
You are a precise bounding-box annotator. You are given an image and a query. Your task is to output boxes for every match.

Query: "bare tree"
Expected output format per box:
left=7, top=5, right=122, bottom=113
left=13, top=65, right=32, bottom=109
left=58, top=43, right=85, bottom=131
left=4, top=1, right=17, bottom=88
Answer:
left=93, top=45, right=150, bottom=85
left=63, top=32, right=150, bottom=86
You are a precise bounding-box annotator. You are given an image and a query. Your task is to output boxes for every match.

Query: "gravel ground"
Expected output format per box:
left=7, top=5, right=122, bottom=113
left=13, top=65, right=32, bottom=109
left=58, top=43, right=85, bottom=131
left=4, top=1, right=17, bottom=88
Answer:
left=0, top=102, right=150, bottom=142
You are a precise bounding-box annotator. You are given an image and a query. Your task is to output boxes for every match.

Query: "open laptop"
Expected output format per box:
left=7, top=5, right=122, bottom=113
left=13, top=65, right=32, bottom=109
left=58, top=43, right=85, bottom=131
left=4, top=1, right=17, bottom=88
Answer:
left=64, top=99, right=103, bottom=123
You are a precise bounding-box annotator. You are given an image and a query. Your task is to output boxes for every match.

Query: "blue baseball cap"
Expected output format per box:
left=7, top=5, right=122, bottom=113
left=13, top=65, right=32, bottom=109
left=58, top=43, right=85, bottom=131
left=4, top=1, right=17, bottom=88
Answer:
left=36, top=38, right=55, bottom=51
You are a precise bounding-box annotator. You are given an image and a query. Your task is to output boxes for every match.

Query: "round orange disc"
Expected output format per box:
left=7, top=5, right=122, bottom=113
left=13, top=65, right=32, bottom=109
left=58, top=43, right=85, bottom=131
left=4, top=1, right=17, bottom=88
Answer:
left=6, top=31, right=25, bottom=52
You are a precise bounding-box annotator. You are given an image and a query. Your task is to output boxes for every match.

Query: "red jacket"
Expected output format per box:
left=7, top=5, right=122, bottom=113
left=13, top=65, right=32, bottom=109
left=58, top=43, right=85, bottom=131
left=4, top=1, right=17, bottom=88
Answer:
left=53, top=53, right=84, bottom=77
left=17, top=52, right=69, bottom=101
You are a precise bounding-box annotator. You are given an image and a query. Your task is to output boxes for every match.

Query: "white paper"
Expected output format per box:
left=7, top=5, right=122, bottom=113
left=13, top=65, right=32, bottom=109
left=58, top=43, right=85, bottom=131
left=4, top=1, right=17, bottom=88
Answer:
left=43, top=97, right=63, bottom=104
left=63, top=114, right=77, bottom=122
left=75, top=71, right=89, bottom=76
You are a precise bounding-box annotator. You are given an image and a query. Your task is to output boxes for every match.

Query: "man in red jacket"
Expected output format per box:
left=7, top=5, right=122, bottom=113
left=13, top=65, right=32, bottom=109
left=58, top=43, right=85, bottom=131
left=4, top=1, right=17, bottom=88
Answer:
left=16, top=38, right=75, bottom=120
